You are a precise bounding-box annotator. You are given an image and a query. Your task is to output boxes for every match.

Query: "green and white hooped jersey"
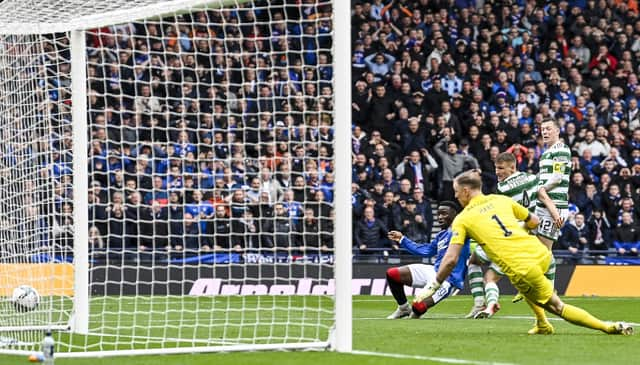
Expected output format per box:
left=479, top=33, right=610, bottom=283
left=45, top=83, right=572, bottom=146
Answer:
left=497, top=171, right=538, bottom=212
left=536, top=142, right=571, bottom=209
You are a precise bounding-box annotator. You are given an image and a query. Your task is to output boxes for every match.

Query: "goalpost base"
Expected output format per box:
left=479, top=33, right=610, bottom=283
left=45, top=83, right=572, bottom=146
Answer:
left=0, top=325, right=69, bottom=332
left=0, top=341, right=330, bottom=358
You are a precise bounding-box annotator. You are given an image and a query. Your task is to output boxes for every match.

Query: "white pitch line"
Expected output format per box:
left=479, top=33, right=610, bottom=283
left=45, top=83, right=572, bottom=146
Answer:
left=492, top=315, right=640, bottom=327
left=353, top=297, right=640, bottom=302
left=351, top=350, right=518, bottom=365
left=354, top=314, right=640, bottom=327
left=353, top=297, right=471, bottom=303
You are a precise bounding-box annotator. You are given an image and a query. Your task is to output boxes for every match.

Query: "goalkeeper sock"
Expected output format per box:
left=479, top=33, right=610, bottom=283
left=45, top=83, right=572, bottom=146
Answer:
left=560, top=304, right=611, bottom=333
left=485, top=282, right=499, bottom=307
left=544, top=255, right=556, bottom=290
left=468, top=264, right=485, bottom=308
left=524, top=297, right=548, bottom=324
left=386, top=268, right=407, bottom=305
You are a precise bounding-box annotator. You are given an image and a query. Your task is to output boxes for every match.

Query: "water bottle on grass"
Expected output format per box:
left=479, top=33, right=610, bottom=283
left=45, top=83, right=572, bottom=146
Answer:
left=42, top=331, right=54, bottom=365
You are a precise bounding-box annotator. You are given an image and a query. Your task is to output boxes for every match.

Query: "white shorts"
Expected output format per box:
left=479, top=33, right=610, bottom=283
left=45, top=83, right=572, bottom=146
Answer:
left=407, top=264, right=457, bottom=305
left=534, top=207, right=569, bottom=241
left=407, top=264, right=435, bottom=287
left=473, top=245, right=504, bottom=276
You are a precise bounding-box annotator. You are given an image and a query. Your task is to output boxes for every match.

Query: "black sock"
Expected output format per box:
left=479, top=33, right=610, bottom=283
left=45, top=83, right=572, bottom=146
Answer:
left=386, top=273, right=407, bottom=305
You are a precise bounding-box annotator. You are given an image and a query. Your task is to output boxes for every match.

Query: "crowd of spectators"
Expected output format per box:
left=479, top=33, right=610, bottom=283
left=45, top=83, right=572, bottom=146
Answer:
left=350, top=0, right=640, bottom=260
left=21, top=0, right=640, bottom=261
left=35, top=0, right=338, bottom=257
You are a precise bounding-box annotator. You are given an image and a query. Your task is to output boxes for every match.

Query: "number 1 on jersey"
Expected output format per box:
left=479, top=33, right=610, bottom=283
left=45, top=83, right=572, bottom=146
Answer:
left=491, top=214, right=512, bottom=237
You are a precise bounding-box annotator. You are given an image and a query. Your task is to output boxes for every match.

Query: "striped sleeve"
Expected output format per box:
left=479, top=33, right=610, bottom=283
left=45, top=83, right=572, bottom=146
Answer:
left=497, top=172, right=539, bottom=210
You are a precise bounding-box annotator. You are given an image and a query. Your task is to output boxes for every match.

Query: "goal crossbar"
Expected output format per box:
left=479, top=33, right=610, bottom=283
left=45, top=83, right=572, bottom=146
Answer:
left=0, top=0, right=246, bottom=35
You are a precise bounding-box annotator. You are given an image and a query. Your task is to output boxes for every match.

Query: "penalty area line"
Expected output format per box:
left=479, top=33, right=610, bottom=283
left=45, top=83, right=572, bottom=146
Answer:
left=351, top=350, right=518, bottom=365
left=353, top=297, right=640, bottom=302
left=355, top=314, right=640, bottom=327
left=495, top=315, right=640, bottom=327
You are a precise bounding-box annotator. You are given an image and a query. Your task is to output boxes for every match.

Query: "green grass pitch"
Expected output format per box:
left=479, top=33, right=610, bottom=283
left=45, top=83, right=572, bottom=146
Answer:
left=1, top=295, right=639, bottom=364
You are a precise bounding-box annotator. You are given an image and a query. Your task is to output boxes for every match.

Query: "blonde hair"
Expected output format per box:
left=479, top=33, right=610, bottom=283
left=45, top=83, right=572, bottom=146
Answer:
left=455, top=169, right=483, bottom=191
left=496, top=152, right=517, bottom=165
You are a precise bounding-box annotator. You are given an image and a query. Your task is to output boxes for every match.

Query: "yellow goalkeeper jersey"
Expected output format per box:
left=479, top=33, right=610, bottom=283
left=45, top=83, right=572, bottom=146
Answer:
left=449, top=194, right=550, bottom=278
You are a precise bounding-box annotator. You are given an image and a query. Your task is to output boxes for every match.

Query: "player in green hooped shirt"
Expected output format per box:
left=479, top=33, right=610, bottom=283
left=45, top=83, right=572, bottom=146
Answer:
left=466, top=152, right=539, bottom=319
left=468, top=119, right=570, bottom=319
left=536, top=119, right=572, bottom=245
left=533, top=119, right=571, bottom=293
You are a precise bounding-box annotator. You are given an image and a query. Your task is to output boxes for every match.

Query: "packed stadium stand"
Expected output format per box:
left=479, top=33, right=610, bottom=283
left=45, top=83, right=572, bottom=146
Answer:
left=63, top=0, right=337, bottom=264
left=349, top=0, right=640, bottom=264
left=31, top=0, right=640, bottom=265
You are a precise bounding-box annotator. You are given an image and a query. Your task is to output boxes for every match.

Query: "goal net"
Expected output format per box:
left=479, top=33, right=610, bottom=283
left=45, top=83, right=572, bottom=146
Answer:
left=0, top=31, right=75, bottom=348
left=0, top=0, right=351, bottom=356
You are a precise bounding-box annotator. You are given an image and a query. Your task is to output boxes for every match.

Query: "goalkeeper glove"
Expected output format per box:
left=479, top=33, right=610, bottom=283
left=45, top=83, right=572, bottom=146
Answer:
left=413, top=280, right=441, bottom=303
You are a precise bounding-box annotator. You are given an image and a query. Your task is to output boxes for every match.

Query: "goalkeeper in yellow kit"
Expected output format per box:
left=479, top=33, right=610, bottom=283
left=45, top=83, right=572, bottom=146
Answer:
left=414, top=170, right=633, bottom=335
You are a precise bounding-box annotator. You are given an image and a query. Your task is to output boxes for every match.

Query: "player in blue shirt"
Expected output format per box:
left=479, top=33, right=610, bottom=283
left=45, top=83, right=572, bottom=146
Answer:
left=385, top=201, right=470, bottom=319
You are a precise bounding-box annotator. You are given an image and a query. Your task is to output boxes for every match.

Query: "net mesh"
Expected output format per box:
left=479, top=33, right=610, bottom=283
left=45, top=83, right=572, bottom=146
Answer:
left=0, top=32, right=74, bottom=347
left=0, top=0, right=336, bottom=354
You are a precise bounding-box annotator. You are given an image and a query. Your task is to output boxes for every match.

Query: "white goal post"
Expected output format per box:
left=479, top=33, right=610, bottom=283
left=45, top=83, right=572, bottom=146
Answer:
left=0, top=0, right=351, bottom=356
